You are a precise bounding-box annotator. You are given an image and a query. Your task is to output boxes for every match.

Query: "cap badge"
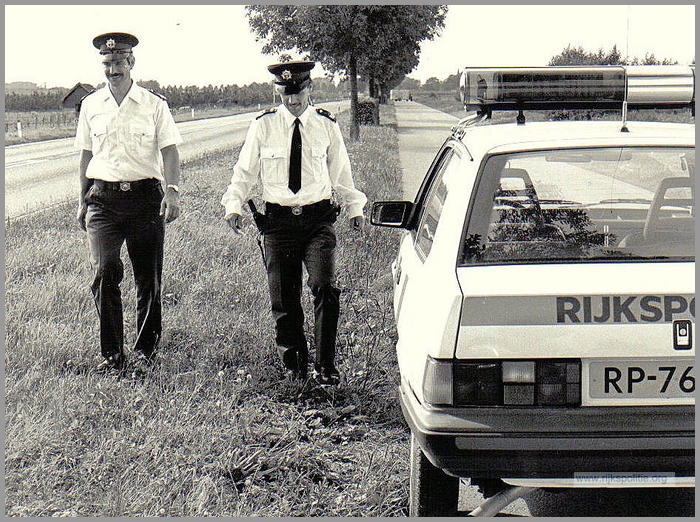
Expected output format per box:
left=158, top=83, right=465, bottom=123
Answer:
left=281, top=70, right=292, bottom=80
left=106, top=38, right=116, bottom=50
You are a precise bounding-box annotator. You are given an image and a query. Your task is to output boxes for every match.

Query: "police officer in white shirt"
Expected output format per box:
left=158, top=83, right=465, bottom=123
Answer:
left=222, top=60, right=366, bottom=385
left=75, top=32, right=183, bottom=375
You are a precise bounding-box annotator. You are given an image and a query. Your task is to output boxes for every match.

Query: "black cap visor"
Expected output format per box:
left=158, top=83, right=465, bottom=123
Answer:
left=275, top=79, right=311, bottom=95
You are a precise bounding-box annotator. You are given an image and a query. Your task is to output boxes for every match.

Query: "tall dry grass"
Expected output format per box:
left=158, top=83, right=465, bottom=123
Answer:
left=5, top=107, right=412, bottom=516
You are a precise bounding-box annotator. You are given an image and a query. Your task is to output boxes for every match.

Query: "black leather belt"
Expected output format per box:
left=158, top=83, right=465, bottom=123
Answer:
left=265, top=199, right=333, bottom=217
left=93, top=178, right=160, bottom=192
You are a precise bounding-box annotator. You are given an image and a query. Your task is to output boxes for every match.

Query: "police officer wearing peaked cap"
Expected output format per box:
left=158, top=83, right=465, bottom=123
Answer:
left=75, top=32, right=183, bottom=375
left=93, top=31, right=140, bottom=53
left=222, top=60, right=367, bottom=386
left=267, top=60, right=315, bottom=94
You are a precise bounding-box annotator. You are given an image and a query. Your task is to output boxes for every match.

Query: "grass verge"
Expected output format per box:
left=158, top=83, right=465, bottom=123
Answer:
left=413, top=91, right=695, bottom=122
left=5, top=107, right=411, bottom=516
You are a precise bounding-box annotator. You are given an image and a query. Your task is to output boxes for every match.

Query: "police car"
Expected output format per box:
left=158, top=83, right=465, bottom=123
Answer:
left=371, top=66, right=695, bottom=516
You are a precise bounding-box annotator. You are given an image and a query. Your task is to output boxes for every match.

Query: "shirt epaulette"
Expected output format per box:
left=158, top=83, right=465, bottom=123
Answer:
left=256, top=107, right=277, bottom=120
left=148, top=89, right=168, bottom=101
left=76, top=89, right=97, bottom=113
left=316, top=107, right=336, bottom=122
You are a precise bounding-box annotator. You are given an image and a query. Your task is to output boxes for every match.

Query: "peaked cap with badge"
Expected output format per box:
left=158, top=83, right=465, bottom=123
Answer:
left=93, top=32, right=139, bottom=57
left=268, top=60, right=315, bottom=95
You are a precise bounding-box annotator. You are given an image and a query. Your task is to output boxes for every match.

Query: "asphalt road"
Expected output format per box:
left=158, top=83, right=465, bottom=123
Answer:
left=393, top=100, right=459, bottom=200
left=4, top=112, right=258, bottom=219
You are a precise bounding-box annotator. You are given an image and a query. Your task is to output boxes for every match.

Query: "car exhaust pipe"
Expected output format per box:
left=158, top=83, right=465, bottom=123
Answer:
left=468, top=486, right=536, bottom=517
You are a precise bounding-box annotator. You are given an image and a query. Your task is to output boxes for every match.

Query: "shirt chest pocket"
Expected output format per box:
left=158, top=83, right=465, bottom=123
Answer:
left=260, top=146, right=288, bottom=184
left=310, top=143, right=329, bottom=181
left=90, top=123, right=108, bottom=151
left=130, top=123, right=156, bottom=150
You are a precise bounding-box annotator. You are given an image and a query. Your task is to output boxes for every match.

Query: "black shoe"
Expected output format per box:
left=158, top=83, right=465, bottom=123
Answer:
left=284, top=358, right=308, bottom=381
left=285, top=368, right=308, bottom=381
left=130, top=351, right=155, bottom=378
left=134, top=350, right=155, bottom=364
left=280, top=346, right=308, bottom=380
left=313, top=367, right=340, bottom=386
left=96, top=353, right=124, bottom=374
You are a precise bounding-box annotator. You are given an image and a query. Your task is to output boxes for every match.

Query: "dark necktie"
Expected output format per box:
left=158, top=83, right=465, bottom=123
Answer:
left=289, top=118, right=302, bottom=193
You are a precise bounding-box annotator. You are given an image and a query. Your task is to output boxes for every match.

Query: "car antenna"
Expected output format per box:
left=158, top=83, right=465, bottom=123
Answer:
left=620, top=69, right=630, bottom=133
left=621, top=6, right=630, bottom=133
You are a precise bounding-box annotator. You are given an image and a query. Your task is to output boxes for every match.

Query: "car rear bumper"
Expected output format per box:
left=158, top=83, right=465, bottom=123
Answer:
left=400, top=383, right=695, bottom=479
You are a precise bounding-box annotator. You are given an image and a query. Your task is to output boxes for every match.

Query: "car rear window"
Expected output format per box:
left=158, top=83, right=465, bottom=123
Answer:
left=460, top=147, right=695, bottom=265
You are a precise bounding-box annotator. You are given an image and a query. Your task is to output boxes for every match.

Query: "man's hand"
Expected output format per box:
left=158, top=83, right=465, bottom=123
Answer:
left=77, top=202, right=87, bottom=231
left=226, top=213, right=244, bottom=234
left=160, top=191, right=181, bottom=223
left=350, top=215, right=364, bottom=231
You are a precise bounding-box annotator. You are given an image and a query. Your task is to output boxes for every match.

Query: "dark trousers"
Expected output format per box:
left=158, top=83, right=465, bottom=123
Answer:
left=85, top=182, right=164, bottom=359
left=264, top=204, right=341, bottom=373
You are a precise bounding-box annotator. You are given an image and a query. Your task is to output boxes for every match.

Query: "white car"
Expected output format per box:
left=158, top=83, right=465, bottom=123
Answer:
left=372, top=66, right=695, bottom=516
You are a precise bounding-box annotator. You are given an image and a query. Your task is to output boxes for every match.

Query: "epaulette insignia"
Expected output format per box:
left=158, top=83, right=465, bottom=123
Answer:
left=148, top=89, right=168, bottom=101
left=256, top=107, right=277, bottom=120
left=76, top=89, right=97, bottom=113
left=316, top=107, right=336, bottom=122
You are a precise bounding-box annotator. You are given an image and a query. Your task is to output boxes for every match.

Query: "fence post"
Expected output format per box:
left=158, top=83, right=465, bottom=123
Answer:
left=16, top=121, right=22, bottom=138
left=191, top=108, right=195, bottom=119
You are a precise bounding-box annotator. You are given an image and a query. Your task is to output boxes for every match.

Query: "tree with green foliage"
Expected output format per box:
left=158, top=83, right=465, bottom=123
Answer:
left=396, top=77, right=422, bottom=91
left=5, top=90, right=67, bottom=111
left=362, top=48, right=419, bottom=103
left=630, top=52, right=679, bottom=66
left=549, top=44, right=625, bottom=66
left=549, top=44, right=679, bottom=66
left=358, top=6, right=446, bottom=104
left=546, top=45, right=685, bottom=122
left=246, top=5, right=446, bottom=140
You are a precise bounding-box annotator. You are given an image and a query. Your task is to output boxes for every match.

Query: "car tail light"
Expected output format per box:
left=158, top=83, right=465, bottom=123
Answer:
left=423, top=358, right=453, bottom=405
left=423, top=358, right=581, bottom=407
left=453, top=362, right=501, bottom=406
left=535, top=361, right=581, bottom=406
left=503, top=361, right=536, bottom=405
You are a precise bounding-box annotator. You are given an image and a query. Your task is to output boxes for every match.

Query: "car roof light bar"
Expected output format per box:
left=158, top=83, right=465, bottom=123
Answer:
left=626, top=65, right=695, bottom=105
left=460, top=65, right=695, bottom=114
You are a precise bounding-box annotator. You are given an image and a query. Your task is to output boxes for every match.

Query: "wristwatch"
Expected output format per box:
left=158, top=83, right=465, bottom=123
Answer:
left=166, top=184, right=180, bottom=193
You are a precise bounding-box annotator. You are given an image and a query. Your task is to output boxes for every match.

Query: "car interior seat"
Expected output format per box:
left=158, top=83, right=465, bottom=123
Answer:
left=619, top=176, right=694, bottom=248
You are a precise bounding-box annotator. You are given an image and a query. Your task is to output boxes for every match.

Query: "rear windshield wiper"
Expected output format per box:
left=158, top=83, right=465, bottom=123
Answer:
left=538, top=198, right=582, bottom=206
left=594, top=198, right=652, bottom=205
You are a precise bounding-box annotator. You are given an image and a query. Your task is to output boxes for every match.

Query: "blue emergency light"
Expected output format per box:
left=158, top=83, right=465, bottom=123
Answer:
left=460, top=65, right=696, bottom=114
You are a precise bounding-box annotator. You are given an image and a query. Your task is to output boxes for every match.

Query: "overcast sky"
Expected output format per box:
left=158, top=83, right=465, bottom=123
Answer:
left=4, top=4, right=696, bottom=89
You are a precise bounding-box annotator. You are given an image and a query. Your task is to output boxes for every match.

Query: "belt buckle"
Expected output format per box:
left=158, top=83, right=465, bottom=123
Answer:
left=119, top=182, right=132, bottom=192
left=291, top=205, right=302, bottom=216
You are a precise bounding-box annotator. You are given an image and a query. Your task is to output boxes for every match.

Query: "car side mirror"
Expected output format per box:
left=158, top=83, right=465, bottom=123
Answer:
left=371, top=201, right=414, bottom=228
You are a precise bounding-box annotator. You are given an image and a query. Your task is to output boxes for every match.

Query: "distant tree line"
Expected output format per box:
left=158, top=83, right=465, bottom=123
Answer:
left=144, top=77, right=348, bottom=109
left=547, top=44, right=684, bottom=66
left=5, top=77, right=350, bottom=112
left=394, top=45, right=690, bottom=95
left=5, top=44, right=692, bottom=113
left=5, top=91, right=67, bottom=112
left=396, top=74, right=459, bottom=93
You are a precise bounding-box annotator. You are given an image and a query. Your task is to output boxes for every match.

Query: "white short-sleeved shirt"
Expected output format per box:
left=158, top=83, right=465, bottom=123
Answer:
left=221, top=104, right=367, bottom=219
left=74, top=83, right=182, bottom=182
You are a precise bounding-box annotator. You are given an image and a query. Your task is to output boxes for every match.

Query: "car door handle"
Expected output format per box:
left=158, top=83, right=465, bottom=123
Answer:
left=421, top=224, right=434, bottom=242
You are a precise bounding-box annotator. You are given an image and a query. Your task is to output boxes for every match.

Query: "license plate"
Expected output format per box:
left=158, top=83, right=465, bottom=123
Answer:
left=587, top=359, right=694, bottom=405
